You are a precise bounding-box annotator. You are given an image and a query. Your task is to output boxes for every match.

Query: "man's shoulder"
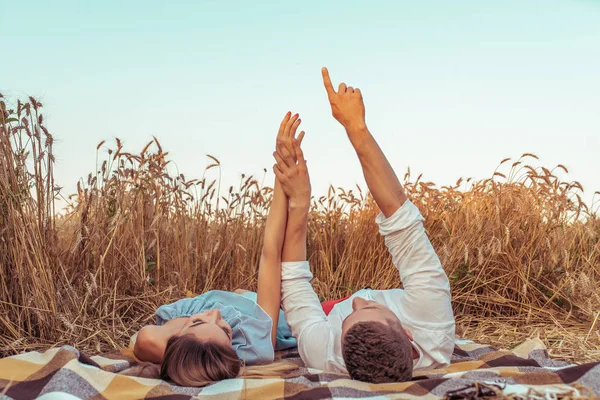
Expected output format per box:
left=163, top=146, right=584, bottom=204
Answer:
left=350, top=287, right=405, bottom=297
left=369, top=288, right=406, bottom=304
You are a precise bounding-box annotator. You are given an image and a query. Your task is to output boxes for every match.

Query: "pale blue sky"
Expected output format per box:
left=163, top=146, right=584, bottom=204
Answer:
left=2, top=0, right=599, bottom=209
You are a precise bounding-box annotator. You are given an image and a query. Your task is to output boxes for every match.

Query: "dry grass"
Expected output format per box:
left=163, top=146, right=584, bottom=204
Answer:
left=1, top=96, right=599, bottom=363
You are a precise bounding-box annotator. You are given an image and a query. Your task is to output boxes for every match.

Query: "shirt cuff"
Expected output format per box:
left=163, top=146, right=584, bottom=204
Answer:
left=375, top=200, right=424, bottom=236
left=281, top=261, right=312, bottom=281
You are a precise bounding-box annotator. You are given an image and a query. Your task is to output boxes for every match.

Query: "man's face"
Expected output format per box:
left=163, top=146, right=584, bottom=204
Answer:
left=341, top=297, right=413, bottom=340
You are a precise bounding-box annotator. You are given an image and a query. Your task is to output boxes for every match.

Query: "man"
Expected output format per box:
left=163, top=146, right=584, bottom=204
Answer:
left=278, top=68, right=455, bottom=383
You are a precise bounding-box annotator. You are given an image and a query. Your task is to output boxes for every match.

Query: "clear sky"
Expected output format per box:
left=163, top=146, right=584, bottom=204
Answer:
left=2, top=0, right=599, bottom=209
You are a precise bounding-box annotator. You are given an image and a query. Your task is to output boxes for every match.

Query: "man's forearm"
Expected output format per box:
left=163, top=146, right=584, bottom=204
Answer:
left=280, top=260, right=330, bottom=371
left=282, top=204, right=308, bottom=262
left=347, top=125, right=407, bottom=218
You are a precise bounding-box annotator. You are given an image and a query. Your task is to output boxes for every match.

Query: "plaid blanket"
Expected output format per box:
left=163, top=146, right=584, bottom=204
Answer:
left=1, top=339, right=598, bottom=400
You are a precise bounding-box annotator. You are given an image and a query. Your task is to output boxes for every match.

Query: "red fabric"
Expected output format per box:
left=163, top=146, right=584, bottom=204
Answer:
left=321, top=295, right=351, bottom=316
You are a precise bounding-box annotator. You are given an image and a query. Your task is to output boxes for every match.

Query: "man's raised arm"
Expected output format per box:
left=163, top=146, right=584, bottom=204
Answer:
left=321, top=68, right=454, bottom=335
left=321, top=67, right=407, bottom=218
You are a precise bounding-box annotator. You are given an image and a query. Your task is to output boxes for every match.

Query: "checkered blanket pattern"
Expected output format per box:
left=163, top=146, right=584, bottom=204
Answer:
left=1, top=338, right=599, bottom=399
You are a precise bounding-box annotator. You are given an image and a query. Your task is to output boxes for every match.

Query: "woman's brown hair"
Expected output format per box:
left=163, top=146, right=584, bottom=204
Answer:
left=158, top=334, right=297, bottom=387
left=160, top=335, right=241, bottom=386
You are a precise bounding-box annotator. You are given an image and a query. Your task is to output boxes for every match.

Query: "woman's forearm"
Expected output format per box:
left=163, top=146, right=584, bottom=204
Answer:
left=262, top=180, right=288, bottom=256
left=256, top=179, right=288, bottom=347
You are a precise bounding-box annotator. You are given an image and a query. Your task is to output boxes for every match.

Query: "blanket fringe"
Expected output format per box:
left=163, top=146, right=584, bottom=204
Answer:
left=442, top=382, right=595, bottom=400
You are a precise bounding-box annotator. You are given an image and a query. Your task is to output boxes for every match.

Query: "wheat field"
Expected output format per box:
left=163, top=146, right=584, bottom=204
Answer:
left=1, top=96, right=599, bottom=363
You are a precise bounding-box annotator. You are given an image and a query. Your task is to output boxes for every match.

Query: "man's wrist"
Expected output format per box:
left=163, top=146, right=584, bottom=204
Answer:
left=344, top=121, right=368, bottom=136
left=345, top=124, right=371, bottom=153
left=289, top=197, right=310, bottom=211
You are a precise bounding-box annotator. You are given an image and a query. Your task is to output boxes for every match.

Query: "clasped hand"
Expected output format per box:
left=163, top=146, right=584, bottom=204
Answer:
left=272, top=112, right=311, bottom=209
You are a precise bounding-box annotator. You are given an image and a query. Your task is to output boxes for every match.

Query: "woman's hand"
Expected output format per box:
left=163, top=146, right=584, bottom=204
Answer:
left=273, top=135, right=311, bottom=209
left=275, top=112, right=305, bottom=163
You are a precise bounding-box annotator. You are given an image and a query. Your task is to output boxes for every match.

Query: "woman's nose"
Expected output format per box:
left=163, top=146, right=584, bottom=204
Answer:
left=206, top=309, right=222, bottom=322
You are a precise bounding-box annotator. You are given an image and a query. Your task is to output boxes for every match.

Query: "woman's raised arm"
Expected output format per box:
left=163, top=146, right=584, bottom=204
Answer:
left=256, top=112, right=303, bottom=347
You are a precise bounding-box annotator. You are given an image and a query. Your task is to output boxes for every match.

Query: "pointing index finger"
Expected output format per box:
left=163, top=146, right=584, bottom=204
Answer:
left=321, top=67, right=336, bottom=97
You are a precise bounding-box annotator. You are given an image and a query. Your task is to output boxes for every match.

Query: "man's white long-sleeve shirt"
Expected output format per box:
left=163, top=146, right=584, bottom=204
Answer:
left=281, top=200, right=455, bottom=374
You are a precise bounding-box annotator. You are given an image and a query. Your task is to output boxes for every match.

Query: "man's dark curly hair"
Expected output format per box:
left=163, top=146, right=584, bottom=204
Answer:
left=342, top=318, right=413, bottom=383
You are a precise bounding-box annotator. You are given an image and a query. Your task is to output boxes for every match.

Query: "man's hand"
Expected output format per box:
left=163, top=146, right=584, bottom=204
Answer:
left=321, top=67, right=366, bottom=133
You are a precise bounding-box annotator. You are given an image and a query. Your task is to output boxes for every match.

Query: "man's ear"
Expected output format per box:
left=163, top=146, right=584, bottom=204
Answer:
left=403, top=327, right=414, bottom=341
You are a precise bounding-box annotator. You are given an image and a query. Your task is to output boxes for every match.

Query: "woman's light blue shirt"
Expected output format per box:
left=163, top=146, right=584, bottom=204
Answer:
left=155, top=290, right=296, bottom=365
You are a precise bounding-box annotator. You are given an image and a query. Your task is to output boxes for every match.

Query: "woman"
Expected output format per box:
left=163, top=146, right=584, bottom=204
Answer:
left=132, top=112, right=307, bottom=386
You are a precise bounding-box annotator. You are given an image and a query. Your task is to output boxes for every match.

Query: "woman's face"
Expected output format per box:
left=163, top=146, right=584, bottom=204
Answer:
left=178, top=309, right=233, bottom=347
